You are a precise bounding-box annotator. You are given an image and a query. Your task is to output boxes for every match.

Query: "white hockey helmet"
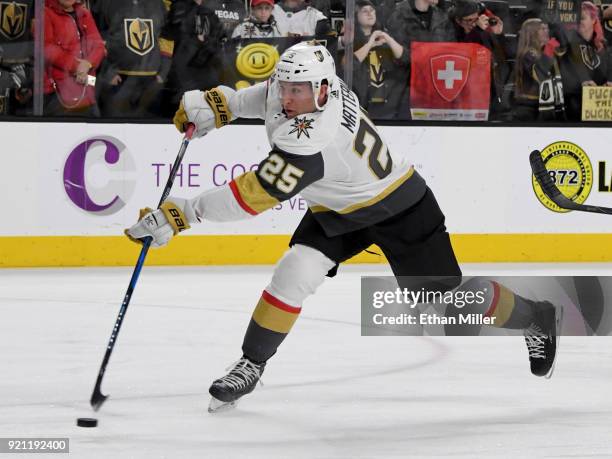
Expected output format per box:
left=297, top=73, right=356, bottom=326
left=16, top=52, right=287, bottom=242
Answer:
left=274, top=41, right=336, bottom=111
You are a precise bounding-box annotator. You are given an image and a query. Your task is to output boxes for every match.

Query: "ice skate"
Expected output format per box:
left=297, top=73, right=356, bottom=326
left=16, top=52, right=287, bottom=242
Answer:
left=208, top=356, right=265, bottom=413
left=523, top=301, right=564, bottom=378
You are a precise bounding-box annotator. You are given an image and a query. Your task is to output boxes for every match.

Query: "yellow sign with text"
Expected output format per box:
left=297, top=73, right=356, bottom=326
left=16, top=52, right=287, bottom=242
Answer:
left=582, top=86, right=612, bottom=121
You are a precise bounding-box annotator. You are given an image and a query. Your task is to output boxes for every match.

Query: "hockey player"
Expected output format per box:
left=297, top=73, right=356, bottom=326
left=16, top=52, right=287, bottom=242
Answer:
left=127, top=42, right=562, bottom=412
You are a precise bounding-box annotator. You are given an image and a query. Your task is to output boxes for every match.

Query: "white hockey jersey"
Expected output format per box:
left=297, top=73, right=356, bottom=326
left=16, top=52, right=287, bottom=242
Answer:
left=272, top=4, right=326, bottom=36
left=180, top=78, right=427, bottom=236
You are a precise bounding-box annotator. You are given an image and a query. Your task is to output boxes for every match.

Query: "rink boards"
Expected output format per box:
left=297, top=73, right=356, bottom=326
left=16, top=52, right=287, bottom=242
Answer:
left=1, top=122, right=611, bottom=267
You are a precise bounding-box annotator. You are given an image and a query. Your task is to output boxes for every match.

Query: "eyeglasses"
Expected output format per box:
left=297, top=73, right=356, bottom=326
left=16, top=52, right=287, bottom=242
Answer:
left=459, top=15, right=479, bottom=24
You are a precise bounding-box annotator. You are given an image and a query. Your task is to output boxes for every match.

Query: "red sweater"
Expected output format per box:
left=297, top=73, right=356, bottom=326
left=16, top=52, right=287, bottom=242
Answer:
left=43, top=0, right=106, bottom=94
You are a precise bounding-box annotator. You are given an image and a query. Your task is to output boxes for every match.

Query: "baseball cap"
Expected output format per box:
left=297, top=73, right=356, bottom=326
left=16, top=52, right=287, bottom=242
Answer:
left=251, top=0, right=274, bottom=6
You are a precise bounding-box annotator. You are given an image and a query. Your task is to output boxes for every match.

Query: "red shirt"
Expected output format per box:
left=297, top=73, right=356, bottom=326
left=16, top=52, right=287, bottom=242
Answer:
left=43, top=0, right=106, bottom=94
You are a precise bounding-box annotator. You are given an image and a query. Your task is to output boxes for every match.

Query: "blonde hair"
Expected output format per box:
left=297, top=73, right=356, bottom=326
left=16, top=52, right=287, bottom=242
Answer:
left=517, top=18, right=545, bottom=61
left=515, top=18, right=546, bottom=94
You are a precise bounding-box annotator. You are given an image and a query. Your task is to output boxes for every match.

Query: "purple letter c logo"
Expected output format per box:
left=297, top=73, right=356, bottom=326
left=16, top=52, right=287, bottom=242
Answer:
left=63, top=137, right=135, bottom=215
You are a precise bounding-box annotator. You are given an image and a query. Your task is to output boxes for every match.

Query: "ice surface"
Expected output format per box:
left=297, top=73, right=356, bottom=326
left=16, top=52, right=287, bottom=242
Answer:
left=1, top=263, right=612, bottom=458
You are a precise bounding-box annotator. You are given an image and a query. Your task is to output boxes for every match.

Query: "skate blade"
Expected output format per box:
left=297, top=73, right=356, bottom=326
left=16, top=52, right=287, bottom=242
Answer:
left=208, top=396, right=239, bottom=413
left=545, top=305, right=565, bottom=380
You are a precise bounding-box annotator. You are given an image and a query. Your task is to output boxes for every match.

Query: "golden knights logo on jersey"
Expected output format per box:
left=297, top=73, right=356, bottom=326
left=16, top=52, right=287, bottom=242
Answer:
left=579, top=44, right=601, bottom=71
left=288, top=116, right=315, bottom=139
left=368, top=50, right=384, bottom=88
left=124, top=18, right=155, bottom=56
left=0, top=2, right=27, bottom=40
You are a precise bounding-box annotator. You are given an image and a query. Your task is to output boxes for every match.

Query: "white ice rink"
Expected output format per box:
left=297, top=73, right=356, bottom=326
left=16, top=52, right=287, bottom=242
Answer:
left=2, top=263, right=612, bottom=459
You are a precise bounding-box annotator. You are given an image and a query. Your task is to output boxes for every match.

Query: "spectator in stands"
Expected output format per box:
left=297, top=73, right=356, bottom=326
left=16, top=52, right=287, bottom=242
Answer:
left=385, top=0, right=454, bottom=118
left=274, top=0, right=331, bottom=36
left=94, top=0, right=172, bottom=118
left=513, top=18, right=565, bottom=121
left=43, top=0, right=105, bottom=116
left=0, top=58, right=28, bottom=116
left=450, top=0, right=500, bottom=45
left=386, top=0, right=454, bottom=48
left=207, top=0, right=248, bottom=39
left=0, top=0, right=34, bottom=116
left=307, top=0, right=331, bottom=20
left=232, top=0, right=287, bottom=38
left=556, top=1, right=612, bottom=120
left=449, top=0, right=512, bottom=119
left=165, top=0, right=226, bottom=111
left=348, top=0, right=407, bottom=119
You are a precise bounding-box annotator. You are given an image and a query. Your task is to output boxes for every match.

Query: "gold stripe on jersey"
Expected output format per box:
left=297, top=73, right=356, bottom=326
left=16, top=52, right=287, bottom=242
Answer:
left=252, top=291, right=301, bottom=334
left=158, top=37, right=174, bottom=56
left=310, top=167, right=415, bottom=214
left=233, top=171, right=279, bottom=214
left=205, top=88, right=233, bottom=128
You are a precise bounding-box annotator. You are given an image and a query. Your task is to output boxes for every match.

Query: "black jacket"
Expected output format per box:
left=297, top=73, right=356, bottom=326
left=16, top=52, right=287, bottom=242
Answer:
left=558, top=30, right=611, bottom=95
left=350, top=27, right=409, bottom=118
left=166, top=1, right=226, bottom=103
left=386, top=0, right=455, bottom=66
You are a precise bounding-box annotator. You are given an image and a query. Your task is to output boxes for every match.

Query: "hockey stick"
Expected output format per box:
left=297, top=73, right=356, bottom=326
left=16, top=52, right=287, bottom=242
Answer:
left=90, top=123, right=196, bottom=411
left=529, top=150, right=612, bottom=215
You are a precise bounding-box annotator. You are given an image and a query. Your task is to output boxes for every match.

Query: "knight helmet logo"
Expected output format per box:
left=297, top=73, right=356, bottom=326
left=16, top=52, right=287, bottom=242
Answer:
left=579, top=44, right=601, bottom=71
left=124, top=18, right=155, bottom=56
left=314, top=50, right=324, bottom=62
left=0, top=2, right=27, bottom=40
left=430, top=54, right=470, bottom=102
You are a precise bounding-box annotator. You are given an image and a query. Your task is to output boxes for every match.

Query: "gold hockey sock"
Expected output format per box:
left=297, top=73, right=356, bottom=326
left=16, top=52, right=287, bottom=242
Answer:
left=241, top=290, right=301, bottom=363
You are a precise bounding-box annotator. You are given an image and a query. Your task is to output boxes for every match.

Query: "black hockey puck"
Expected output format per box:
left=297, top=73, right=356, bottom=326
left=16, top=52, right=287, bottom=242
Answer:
left=76, top=417, right=98, bottom=428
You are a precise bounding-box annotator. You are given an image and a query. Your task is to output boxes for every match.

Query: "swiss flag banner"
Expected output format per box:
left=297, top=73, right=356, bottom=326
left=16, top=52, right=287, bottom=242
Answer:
left=410, top=42, right=491, bottom=121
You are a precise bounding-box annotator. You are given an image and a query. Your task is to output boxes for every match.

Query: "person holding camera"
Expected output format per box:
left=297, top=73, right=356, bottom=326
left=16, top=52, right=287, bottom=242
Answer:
left=449, top=0, right=505, bottom=49
left=449, top=0, right=511, bottom=119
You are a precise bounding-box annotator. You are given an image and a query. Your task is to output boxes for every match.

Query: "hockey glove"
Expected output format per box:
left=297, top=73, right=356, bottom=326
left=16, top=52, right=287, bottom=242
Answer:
left=125, top=201, right=191, bottom=248
left=173, top=87, right=233, bottom=138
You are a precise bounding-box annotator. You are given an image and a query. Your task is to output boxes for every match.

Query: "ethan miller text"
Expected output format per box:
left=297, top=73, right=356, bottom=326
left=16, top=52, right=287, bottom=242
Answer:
left=372, top=313, right=497, bottom=326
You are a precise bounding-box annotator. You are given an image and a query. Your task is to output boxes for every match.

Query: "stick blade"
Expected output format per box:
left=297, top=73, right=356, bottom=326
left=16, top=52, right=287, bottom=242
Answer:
left=90, top=386, right=108, bottom=411
left=530, top=149, right=612, bottom=215
left=529, top=150, right=559, bottom=199
left=529, top=150, right=582, bottom=211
